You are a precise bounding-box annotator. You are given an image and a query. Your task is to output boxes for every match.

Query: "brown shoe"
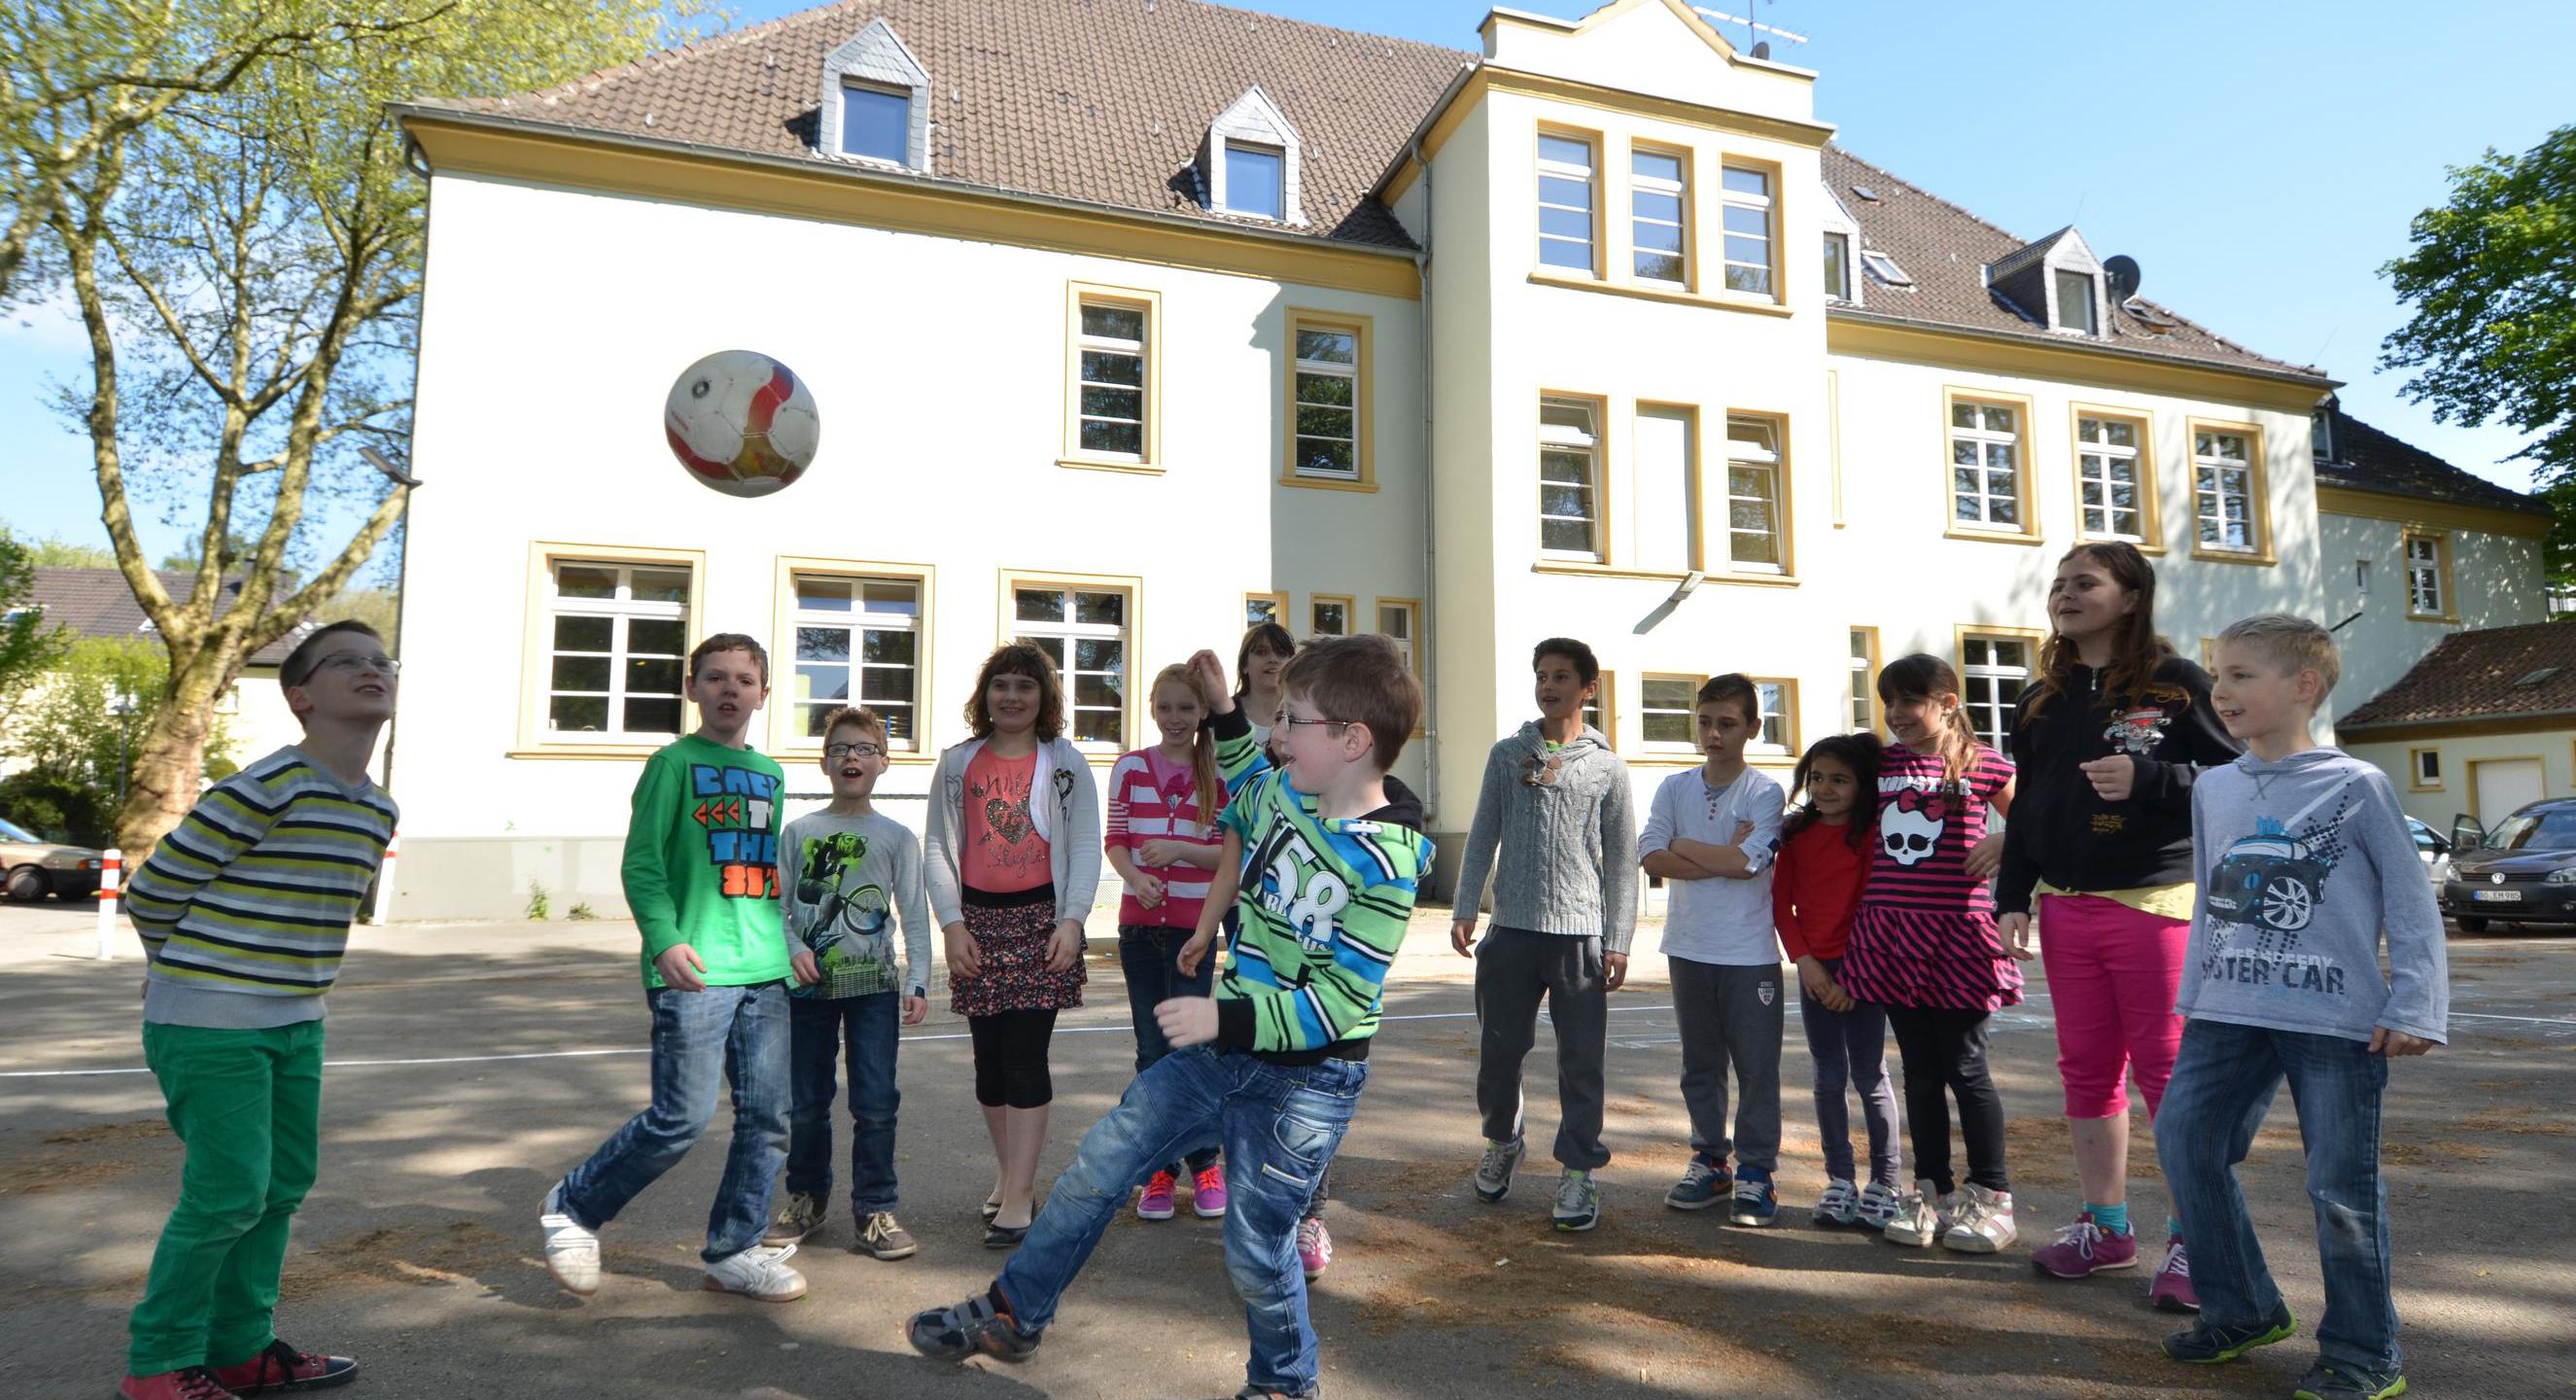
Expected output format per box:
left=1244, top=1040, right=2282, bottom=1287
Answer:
left=858, top=1209, right=920, bottom=1260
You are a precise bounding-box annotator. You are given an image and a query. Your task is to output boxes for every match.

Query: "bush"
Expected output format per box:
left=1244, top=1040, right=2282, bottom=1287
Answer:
left=0, top=771, right=114, bottom=847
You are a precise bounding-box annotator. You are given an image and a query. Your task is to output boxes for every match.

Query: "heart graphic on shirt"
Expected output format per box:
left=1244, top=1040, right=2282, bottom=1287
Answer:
left=984, top=797, right=1033, bottom=846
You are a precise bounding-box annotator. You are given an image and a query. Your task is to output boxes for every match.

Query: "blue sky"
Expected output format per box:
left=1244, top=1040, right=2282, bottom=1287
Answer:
left=6, top=0, right=2568, bottom=564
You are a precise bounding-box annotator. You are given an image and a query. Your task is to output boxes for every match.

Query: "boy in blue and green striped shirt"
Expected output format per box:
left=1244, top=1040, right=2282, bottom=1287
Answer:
left=119, top=620, right=398, bottom=1400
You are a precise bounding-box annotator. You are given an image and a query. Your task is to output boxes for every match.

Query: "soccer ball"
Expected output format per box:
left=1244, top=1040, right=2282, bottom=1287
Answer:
left=663, top=349, right=821, bottom=498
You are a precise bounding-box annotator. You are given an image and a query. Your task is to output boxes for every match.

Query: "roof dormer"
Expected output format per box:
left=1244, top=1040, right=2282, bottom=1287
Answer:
left=1986, top=226, right=2105, bottom=336
left=817, top=18, right=931, bottom=171
left=1202, top=86, right=1303, bottom=225
left=1818, top=179, right=1862, bottom=306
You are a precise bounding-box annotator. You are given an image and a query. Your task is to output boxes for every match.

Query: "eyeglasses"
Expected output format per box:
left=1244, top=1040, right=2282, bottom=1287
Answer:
left=294, top=653, right=400, bottom=684
left=823, top=742, right=884, bottom=759
left=1273, top=712, right=1351, bottom=733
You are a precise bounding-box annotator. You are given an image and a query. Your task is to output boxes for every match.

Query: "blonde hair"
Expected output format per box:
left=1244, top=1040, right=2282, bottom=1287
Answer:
left=2217, top=613, right=2341, bottom=697
left=1149, top=663, right=1224, bottom=824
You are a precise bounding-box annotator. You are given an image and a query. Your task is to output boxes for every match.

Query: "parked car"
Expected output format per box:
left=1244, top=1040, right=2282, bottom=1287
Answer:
left=2444, top=797, right=2576, bottom=932
left=0, top=816, right=105, bottom=902
left=2407, top=816, right=2454, bottom=887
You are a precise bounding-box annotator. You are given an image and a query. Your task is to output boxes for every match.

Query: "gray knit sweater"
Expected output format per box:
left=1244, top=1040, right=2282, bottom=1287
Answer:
left=1451, top=721, right=1641, bottom=953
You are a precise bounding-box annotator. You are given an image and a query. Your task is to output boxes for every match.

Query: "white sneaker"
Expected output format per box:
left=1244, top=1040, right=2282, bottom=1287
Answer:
left=1812, top=1177, right=1861, bottom=1226
left=540, top=1181, right=601, bottom=1296
left=703, top=1242, right=808, bottom=1302
left=1940, top=1182, right=2017, bottom=1253
left=1854, top=1179, right=1905, bottom=1231
left=1881, top=1178, right=1957, bottom=1248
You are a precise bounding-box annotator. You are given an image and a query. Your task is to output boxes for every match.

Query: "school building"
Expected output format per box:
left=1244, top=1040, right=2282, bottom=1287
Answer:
left=381, top=0, right=2548, bottom=920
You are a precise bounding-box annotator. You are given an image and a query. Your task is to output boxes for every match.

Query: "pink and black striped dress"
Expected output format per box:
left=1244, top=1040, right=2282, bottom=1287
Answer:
left=1839, top=741, right=2023, bottom=1012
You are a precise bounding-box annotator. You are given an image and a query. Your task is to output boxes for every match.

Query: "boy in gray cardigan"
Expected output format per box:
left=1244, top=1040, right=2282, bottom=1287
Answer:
left=1451, top=638, right=1638, bottom=1232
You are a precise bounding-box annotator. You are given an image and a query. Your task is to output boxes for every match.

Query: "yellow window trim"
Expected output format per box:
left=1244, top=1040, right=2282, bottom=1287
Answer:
left=2399, top=527, right=2461, bottom=624
left=1720, top=406, right=1797, bottom=579
left=1062, top=281, right=1162, bottom=472
left=1534, top=121, right=1609, bottom=284
left=1588, top=669, right=1620, bottom=752
left=1940, top=386, right=2043, bottom=545
left=1372, top=595, right=1422, bottom=673
left=1525, top=270, right=1797, bottom=317
left=1748, top=674, right=1801, bottom=760
left=1537, top=388, right=1613, bottom=565
left=996, top=567, right=1144, bottom=754
left=2185, top=416, right=2278, bottom=567
left=1717, top=154, right=1788, bottom=309
left=2067, top=402, right=2166, bottom=554
left=1953, top=623, right=2050, bottom=701
left=2406, top=745, right=2444, bottom=792
left=1849, top=624, right=1882, bottom=734
left=1307, top=592, right=1356, bottom=639
left=1528, top=560, right=1800, bottom=588
left=517, top=542, right=706, bottom=756
left=1242, top=591, right=1288, bottom=631
left=1639, top=670, right=1706, bottom=755
left=1633, top=399, right=1708, bottom=575
left=768, top=555, right=935, bottom=757
left=1828, top=316, right=2329, bottom=416
left=1827, top=368, right=1846, bottom=529
left=1627, top=137, right=1698, bottom=295
left=2315, top=484, right=2551, bottom=540
left=1281, top=309, right=1376, bottom=491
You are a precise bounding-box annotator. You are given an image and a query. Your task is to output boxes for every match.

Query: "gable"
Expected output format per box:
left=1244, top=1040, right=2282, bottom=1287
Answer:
left=1482, top=0, right=1818, bottom=127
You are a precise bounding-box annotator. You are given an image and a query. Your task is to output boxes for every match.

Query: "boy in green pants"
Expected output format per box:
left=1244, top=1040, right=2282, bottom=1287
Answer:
left=118, top=620, right=400, bottom=1400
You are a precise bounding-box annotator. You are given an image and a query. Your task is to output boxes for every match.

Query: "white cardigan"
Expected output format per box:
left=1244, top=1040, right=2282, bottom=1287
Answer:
left=922, top=734, right=1104, bottom=928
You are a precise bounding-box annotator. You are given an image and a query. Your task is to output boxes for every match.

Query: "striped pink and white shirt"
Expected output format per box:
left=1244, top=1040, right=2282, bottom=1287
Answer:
left=1105, top=747, right=1222, bottom=928
left=1839, top=742, right=2023, bottom=1012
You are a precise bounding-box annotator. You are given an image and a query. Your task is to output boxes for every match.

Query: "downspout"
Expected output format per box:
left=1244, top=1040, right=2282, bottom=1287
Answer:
left=1411, top=135, right=1439, bottom=830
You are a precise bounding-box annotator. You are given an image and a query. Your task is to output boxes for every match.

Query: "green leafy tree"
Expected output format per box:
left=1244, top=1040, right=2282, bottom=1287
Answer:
left=2381, top=122, right=2576, bottom=588
left=0, top=530, right=71, bottom=720
left=0, top=635, right=220, bottom=847
left=22, top=535, right=116, bottom=569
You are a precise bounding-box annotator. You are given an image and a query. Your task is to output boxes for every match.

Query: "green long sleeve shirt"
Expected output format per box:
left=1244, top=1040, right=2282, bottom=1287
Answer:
left=622, top=734, right=792, bottom=990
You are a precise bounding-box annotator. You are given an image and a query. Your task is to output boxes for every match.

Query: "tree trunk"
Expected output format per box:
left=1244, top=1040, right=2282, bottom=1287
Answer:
left=116, top=648, right=233, bottom=857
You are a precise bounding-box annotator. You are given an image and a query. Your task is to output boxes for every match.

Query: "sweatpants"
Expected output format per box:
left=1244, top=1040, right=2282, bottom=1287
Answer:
left=1473, top=926, right=1610, bottom=1171
left=1668, top=958, right=1784, bottom=1173
left=1883, top=1004, right=2008, bottom=1196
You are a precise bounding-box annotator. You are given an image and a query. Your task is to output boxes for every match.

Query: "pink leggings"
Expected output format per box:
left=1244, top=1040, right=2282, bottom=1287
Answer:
left=2037, top=892, right=2189, bottom=1119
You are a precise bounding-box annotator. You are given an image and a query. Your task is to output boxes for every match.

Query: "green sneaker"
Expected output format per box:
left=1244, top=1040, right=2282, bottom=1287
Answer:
left=2292, top=1359, right=2408, bottom=1400
left=2161, top=1299, right=2296, bottom=1364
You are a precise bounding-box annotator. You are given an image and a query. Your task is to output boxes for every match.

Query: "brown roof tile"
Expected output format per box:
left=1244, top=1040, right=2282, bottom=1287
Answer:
left=2316, top=400, right=2550, bottom=517
left=2340, top=621, right=2576, bottom=731
left=25, top=569, right=304, bottom=666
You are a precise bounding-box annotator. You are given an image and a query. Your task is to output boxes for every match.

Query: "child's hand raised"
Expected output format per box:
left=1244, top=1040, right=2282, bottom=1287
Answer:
left=1185, top=649, right=1234, bottom=712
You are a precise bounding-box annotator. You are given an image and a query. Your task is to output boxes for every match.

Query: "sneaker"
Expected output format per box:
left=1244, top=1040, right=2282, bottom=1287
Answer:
left=1881, top=1179, right=1956, bottom=1247
left=206, top=1340, right=357, bottom=1394
left=1474, top=1138, right=1525, bottom=1204
left=1192, top=1164, right=1230, bottom=1218
left=539, top=1180, right=601, bottom=1296
left=908, top=1290, right=1041, bottom=1364
left=1812, top=1177, right=1861, bottom=1227
left=1137, top=1171, right=1178, bottom=1221
left=1853, top=1180, right=1905, bottom=1232
left=1941, top=1183, right=2016, bottom=1253
left=2149, top=1235, right=2201, bottom=1312
left=1551, top=1169, right=1601, bottom=1232
left=2030, top=1210, right=2139, bottom=1278
left=1727, top=1167, right=1778, bottom=1227
left=1663, top=1154, right=1731, bottom=1211
left=857, top=1209, right=919, bottom=1261
left=119, top=1370, right=241, bottom=1400
left=1297, top=1215, right=1334, bottom=1280
left=2161, top=1298, right=2297, bottom=1364
left=765, top=1190, right=824, bottom=1245
left=2292, top=1358, right=2409, bottom=1400
left=702, top=1242, right=808, bottom=1302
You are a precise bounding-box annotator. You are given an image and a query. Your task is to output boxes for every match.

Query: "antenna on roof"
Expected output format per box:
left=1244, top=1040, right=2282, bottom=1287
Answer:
left=1693, top=6, right=1809, bottom=50
left=2103, top=255, right=2141, bottom=304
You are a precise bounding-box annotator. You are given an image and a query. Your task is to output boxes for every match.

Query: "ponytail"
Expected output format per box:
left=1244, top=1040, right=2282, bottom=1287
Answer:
left=1153, top=662, right=1227, bottom=827
left=1877, top=651, right=1981, bottom=788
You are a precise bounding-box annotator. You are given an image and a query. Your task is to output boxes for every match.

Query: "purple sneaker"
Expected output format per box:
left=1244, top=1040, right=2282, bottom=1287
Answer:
left=1136, top=1171, right=1177, bottom=1221
left=2030, top=1210, right=2139, bottom=1278
left=2149, top=1235, right=2201, bottom=1312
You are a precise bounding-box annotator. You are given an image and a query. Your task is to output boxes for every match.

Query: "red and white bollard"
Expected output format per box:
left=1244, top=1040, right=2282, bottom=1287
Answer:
left=369, top=830, right=398, bottom=927
left=96, top=848, right=121, bottom=962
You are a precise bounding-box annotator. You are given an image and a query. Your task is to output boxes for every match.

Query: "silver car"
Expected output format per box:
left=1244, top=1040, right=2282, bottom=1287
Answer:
left=0, top=816, right=104, bottom=902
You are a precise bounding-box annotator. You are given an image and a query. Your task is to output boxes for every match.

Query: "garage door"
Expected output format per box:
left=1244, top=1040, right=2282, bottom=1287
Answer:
left=2472, top=757, right=2546, bottom=826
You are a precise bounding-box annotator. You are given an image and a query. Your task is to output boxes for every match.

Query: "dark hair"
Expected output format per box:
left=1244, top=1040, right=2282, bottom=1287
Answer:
left=1876, top=652, right=1981, bottom=784
left=1694, top=672, right=1759, bottom=725
left=688, top=632, right=770, bottom=686
left=1531, top=637, right=1600, bottom=687
left=1282, top=634, right=1421, bottom=769
left=2023, top=542, right=2184, bottom=724
left=1784, top=732, right=1884, bottom=853
left=1236, top=621, right=1296, bottom=679
left=280, top=620, right=386, bottom=691
left=965, top=642, right=1065, bottom=742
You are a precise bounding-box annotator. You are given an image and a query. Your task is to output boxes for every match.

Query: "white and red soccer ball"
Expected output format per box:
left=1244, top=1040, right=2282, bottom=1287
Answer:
left=663, top=349, right=820, bottom=498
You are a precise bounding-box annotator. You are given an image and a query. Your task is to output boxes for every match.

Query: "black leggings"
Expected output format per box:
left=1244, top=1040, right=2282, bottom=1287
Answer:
left=1883, top=1005, right=2008, bottom=1196
left=969, top=1007, right=1060, bottom=1109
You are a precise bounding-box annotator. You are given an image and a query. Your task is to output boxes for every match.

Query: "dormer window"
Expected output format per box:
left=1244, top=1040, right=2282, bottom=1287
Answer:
left=1822, top=232, right=1851, bottom=299
left=1861, top=249, right=1912, bottom=287
left=817, top=18, right=930, bottom=171
left=2054, top=269, right=2099, bottom=334
left=1204, top=87, right=1304, bottom=225
left=839, top=82, right=909, bottom=163
left=2311, top=407, right=2335, bottom=464
left=1224, top=142, right=1286, bottom=221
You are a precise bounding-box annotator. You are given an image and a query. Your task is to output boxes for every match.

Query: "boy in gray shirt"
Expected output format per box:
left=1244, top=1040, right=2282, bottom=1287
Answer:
left=2156, top=615, right=2446, bottom=1400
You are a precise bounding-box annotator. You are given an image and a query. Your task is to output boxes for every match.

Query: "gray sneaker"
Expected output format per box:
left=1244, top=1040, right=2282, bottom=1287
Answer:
left=1474, top=1137, right=1525, bottom=1204
left=765, top=1190, right=824, bottom=1245
left=1550, top=1169, right=1601, bottom=1232
left=857, top=1209, right=919, bottom=1261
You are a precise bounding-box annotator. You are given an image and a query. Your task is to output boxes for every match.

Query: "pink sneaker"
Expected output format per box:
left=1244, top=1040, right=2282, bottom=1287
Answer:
left=1137, top=1171, right=1177, bottom=1221
left=1297, top=1215, right=1333, bottom=1279
left=1191, top=1164, right=1230, bottom=1218
left=2149, top=1234, right=2200, bottom=1312
left=2030, top=1210, right=2139, bottom=1278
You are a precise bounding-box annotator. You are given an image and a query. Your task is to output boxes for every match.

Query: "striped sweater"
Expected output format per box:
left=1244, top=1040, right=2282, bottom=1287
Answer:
left=1206, top=707, right=1432, bottom=1063
left=126, top=747, right=398, bottom=1028
left=1104, top=747, right=1221, bottom=928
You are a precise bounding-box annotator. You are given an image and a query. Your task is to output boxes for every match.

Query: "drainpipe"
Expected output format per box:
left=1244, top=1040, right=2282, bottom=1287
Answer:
left=1411, top=135, right=1440, bottom=830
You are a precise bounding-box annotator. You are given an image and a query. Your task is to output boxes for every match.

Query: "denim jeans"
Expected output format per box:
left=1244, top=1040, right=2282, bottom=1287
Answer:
left=560, top=981, right=789, bottom=1264
left=785, top=991, right=900, bottom=1214
left=1118, top=926, right=1220, bottom=1175
left=994, top=1045, right=1367, bottom=1398
left=2156, top=1018, right=2400, bottom=1373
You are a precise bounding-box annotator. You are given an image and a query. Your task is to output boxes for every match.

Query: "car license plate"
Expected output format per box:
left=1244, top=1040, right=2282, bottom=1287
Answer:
left=2472, top=890, right=2523, bottom=903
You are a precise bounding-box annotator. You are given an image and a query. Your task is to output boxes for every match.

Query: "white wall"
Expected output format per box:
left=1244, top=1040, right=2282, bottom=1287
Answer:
left=2316, top=508, right=2546, bottom=709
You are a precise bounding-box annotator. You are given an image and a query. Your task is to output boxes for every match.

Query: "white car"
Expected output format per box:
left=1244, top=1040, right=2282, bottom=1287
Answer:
left=2406, top=816, right=2453, bottom=888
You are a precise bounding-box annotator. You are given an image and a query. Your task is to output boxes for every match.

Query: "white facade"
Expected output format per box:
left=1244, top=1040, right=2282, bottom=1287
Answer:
left=2315, top=503, right=2548, bottom=707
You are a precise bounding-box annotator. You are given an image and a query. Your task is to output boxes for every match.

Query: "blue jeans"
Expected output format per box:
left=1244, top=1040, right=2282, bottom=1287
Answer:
left=560, top=981, right=789, bottom=1264
left=785, top=991, right=900, bottom=1214
left=994, top=1045, right=1367, bottom=1398
left=1118, top=926, right=1220, bottom=1176
left=2156, top=1018, right=2400, bottom=1373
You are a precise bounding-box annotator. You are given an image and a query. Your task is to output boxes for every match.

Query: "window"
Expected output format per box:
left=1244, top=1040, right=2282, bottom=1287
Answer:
left=1724, top=414, right=1786, bottom=574
left=1224, top=142, right=1286, bottom=221
left=1959, top=633, right=2036, bottom=750
left=1244, top=592, right=1285, bottom=629
left=2311, top=408, right=2334, bottom=464
left=1822, top=231, right=1851, bottom=300
left=1375, top=598, right=1419, bottom=673
left=789, top=574, right=922, bottom=751
left=544, top=562, right=691, bottom=740
left=1635, top=405, right=1699, bottom=573
left=1068, top=291, right=1154, bottom=464
left=2075, top=413, right=2149, bottom=542
left=1849, top=626, right=1879, bottom=733
left=1948, top=395, right=2030, bottom=535
left=1751, top=679, right=1798, bottom=758
left=1584, top=672, right=1616, bottom=748
left=2410, top=747, right=2443, bottom=790
left=1309, top=595, right=1350, bottom=638
left=1285, top=314, right=1369, bottom=486
left=1720, top=164, right=1774, bottom=296
left=1642, top=675, right=1700, bottom=752
left=1537, top=132, right=1597, bottom=273
left=2055, top=269, right=2098, bottom=334
left=2405, top=532, right=2450, bottom=618
left=1539, top=397, right=1603, bottom=559
left=1012, top=582, right=1131, bottom=748
left=1861, top=249, right=1913, bottom=287
left=2192, top=425, right=2264, bottom=556
left=1631, top=148, right=1688, bottom=284
left=839, top=82, right=909, bottom=162
left=2355, top=558, right=2373, bottom=595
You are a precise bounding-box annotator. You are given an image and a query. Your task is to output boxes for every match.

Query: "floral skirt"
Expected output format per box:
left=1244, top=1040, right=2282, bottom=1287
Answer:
left=949, top=884, right=1086, bottom=1018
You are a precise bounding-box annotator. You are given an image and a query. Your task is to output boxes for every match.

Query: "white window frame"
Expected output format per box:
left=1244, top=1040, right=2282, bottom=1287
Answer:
left=838, top=79, right=911, bottom=163
left=786, top=573, right=923, bottom=753
left=1071, top=294, right=1152, bottom=464
left=1958, top=632, right=2036, bottom=752
left=1374, top=597, right=1419, bottom=673
left=2193, top=428, right=2260, bottom=555
left=1308, top=594, right=1351, bottom=638
left=1538, top=396, right=1604, bottom=562
left=1723, top=414, right=1787, bottom=574
left=1949, top=399, right=2027, bottom=534
left=1630, top=146, right=1688, bottom=286
left=1285, top=316, right=1365, bottom=484
left=1010, top=579, right=1133, bottom=752
left=1244, top=592, right=1285, bottom=630
left=1751, top=678, right=1798, bottom=759
left=2312, top=409, right=2334, bottom=464
left=1720, top=163, right=1775, bottom=298
left=1862, top=249, right=1913, bottom=287
left=541, top=560, right=693, bottom=744
left=1222, top=140, right=1287, bottom=222
left=1536, top=131, right=1599, bottom=276
left=2076, top=414, right=2147, bottom=542
left=2054, top=268, right=2100, bottom=334
left=1822, top=230, right=1852, bottom=301
left=1849, top=626, right=1879, bottom=734
left=1641, top=675, right=1702, bottom=754
left=2411, top=747, right=2443, bottom=789
left=1583, top=671, right=1617, bottom=750
left=816, top=18, right=929, bottom=171
left=2405, top=533, right=2448, bottom=618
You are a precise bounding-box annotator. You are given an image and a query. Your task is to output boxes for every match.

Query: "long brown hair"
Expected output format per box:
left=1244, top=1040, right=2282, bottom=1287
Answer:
left=1150, top=662, right=1224, bottom=824
left=1877, top=652, right=1981, bottom=785
left=964, top=642, right=1065, bottom=742
left=1785, top=731, right=1884, bottom=853
left=2022, top=542, right=2185, bottom=724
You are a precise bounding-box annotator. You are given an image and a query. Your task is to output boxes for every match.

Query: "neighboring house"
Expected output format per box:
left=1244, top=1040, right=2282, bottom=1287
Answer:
left=2340, top=622, right=2576, bottom=831
left=380, top=0, right=2529, bottom=918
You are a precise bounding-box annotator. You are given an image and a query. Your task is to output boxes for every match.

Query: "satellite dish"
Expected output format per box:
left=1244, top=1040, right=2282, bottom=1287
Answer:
left=2104, top=255, right=2142, bottom=304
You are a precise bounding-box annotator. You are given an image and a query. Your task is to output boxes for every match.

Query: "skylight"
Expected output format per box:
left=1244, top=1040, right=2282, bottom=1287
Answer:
left=1861, top=249, right=1912, bottom=287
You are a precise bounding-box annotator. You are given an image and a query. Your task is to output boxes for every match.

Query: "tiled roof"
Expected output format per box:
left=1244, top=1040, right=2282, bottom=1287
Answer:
left=415, top=0, right=1474, bottom=250
left=2343, top=621, right=2576, bottom=730
left=25, top=569, right=303, bottom=666
left=2316, top=401, right=2551, bottom=517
